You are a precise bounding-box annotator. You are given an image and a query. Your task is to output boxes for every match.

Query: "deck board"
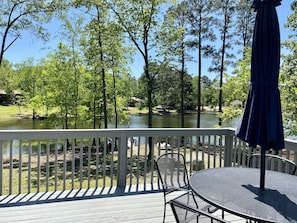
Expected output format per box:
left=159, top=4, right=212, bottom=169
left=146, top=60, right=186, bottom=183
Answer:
left=0, top=189, right=246, bottom=223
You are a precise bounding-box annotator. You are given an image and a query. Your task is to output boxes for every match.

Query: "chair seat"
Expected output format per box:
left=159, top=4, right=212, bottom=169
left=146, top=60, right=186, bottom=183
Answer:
left=155, top=152, right=221, bottom=223
left=170, top=193, right=230, bottom=223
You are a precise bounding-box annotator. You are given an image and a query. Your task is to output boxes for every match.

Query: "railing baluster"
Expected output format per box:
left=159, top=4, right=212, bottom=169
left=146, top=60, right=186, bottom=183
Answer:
left=54, top=139, right=58, bottom=191
left=87, top=138, right=91, bottom=188
left=110, top=137, right=115, bottom=187
left=9, top=140, right=13, bottom=194
left=46, top=139, right=50, bottom=192
left=71, top=139, right=75, bottom=190
left=142, top=136, right=147, bottom=187
left=38, top=140, right=41, bottom=192
left=28, top=141, right=32, bottom=193
left=102, top=137, right=107, bottom=188
left=219, top=135, right=222, bottom=167
left=213, top=135, right=217, bottom=168
left=79, top=139, right=83, bottom=189
left=19, top=140, right=22, bottom=194
left=201, top=136, right=206, bottom=169
left=63, top=139, right=67, bottom=190
left=129, top=136, right=133, bottom=186
left=207, top=136, right=211, bottom=169
left=95, top=138, right=99, bottom=188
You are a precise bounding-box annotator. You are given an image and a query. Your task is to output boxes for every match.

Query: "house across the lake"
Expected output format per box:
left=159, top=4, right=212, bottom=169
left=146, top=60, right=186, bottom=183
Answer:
left=0, top=89, right=23, bottom=105
left=128, top=96, right=144, bottom=107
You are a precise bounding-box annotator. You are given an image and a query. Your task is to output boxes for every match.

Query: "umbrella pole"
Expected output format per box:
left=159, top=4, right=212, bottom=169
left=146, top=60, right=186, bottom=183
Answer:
left=260, top=148, right=266, bottom=190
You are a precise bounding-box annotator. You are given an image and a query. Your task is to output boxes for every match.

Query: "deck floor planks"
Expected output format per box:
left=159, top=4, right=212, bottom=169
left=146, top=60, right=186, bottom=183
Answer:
left=0, top=189, right=245, bottom=223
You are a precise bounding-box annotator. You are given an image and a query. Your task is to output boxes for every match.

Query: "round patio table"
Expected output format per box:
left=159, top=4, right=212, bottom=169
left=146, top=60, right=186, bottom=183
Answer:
left=189, top=167, right=297, bottom=223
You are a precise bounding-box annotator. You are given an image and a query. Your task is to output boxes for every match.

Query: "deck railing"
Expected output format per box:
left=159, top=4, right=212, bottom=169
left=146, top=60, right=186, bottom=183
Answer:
left=0, top=128, right=296, bottom=196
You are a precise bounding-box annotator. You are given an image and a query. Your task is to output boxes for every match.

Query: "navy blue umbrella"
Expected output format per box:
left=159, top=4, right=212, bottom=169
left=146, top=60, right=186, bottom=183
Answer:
left=236, top=0, right=284, bottom=190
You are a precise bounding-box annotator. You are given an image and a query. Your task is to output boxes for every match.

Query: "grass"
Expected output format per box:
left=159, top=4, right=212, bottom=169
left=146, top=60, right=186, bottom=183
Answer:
left=0, top=105, right=178, bottom=124
left=0, top=105, right=32, bottom=123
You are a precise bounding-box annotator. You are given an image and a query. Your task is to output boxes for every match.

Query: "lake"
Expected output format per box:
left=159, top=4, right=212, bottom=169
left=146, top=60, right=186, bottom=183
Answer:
left=0, top=113, right=240, bottom=130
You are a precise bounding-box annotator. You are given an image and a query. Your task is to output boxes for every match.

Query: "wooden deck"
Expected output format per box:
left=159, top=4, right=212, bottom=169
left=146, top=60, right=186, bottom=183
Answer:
left=0, top=187, right=246, bottom=223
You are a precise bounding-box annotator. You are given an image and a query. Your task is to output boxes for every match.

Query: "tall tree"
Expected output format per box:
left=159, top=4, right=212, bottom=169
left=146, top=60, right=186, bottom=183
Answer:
left=186, top=0, right=216, bottom=128
left=0, top=0, right=65, bottom=66
left=77, top=0, right=133, bottom=129
left=234, top=0, right=255, bottom=59
left=107, top=0, right=174, bottom=158
left=59, top=13, right=85, bottom=129
left=163, top=2, right=189, bottom=127
left=41, top=43, right=81, bottom=129
left=211, top=0, right=236, bottom=126
left=81, top=2, right=111, bottom=129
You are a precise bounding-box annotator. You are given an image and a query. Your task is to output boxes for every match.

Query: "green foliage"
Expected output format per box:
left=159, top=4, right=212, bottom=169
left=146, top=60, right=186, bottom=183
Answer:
left=223, top=48, right=251, bottom=105
left=220, top=48, right=251, bottom=121
left=0, top=0, right=68, bottom=66
left=0, top=60, right=15, bottom=100
left=192, top=75, right=217, bottom=108
left=152, top=66, right=194, bottom=110
left=280, top=0, right=297, bottom=138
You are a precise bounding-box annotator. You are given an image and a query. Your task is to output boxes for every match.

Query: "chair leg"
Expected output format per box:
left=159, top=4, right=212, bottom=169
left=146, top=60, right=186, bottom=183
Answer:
left=162, top=203, right=166, bottom=223
left=190, top=192, right=199, bottom=209
left=163, top=195, right=167, bottom=223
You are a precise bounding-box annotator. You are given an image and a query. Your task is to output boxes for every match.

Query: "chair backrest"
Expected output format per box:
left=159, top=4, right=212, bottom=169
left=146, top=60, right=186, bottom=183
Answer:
left=249, top=154, right=297, bottom=175
left=170, top=196, right=229, bottom=223
left=155, top=153, right=189, bottom=191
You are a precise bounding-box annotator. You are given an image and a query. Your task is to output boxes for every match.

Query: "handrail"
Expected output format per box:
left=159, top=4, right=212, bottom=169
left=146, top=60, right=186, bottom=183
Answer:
left=0, top=128, right=296, bottom=196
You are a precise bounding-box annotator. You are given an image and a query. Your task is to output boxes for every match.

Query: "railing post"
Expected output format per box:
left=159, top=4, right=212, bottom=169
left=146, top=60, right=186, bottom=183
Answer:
left=117, top=131, right=128, bottom=188
left=224, top=133, right=234, bottom=167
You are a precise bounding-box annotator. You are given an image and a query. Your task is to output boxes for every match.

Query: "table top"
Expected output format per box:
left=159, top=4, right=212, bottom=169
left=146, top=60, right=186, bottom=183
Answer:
left=189, top=167, right=297, bottom=223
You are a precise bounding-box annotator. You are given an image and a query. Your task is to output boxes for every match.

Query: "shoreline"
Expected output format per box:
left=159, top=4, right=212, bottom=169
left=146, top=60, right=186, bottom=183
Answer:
left=131, top=108, right=219, bottom=116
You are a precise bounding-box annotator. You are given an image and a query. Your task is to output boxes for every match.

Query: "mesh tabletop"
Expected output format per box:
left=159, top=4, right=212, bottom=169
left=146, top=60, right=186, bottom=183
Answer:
left=189, top=167, right=297, bottom=223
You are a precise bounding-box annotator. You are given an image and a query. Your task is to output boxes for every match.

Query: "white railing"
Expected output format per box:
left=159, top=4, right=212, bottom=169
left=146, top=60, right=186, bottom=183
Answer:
left=0, top=128, right=296, bottom=196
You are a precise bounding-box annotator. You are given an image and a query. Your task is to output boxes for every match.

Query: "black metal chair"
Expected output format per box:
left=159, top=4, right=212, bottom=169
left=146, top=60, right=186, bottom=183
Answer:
left=170, top=193, right=229, bottom=223
left=248, top=153, right=297, bottom=175
left=155, top=152, right=218, bottom=223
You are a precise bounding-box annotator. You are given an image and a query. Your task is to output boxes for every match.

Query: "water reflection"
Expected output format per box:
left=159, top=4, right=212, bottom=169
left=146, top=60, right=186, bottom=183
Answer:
left=1, top=113, right=239, bottom=156
left=0, top=113, right=239, bottom=130
left=118, top=113, right=238, bottom=128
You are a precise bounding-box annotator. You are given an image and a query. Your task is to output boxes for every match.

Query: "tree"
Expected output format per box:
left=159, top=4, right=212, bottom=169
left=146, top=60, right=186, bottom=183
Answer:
left=280, top=0, right=297, bottom=137
left=107, top=0, right=175, bottom=158
left=59, top=13, right=85, bottom=129
left=0, top=60, right=15, bottom=103
left=192, top=75, right=215, bottom=110
left=221, top=48, right=251, bottom=121
left=210, top=0, right=237, bottom=126
left=186, top=0, right=216, bottom=128
left=14, top=58, right=43, bottom=119
left=40, top=43, right=83, bottom=129
left=0, top=0, right=66, bottom=66
left=234, top=0, right=255, bottom=59
left=80, top=2, right=112, bottom=129
left=163, top=2, right=190, bottom=127
left=154, top=66, right=194, bottom=111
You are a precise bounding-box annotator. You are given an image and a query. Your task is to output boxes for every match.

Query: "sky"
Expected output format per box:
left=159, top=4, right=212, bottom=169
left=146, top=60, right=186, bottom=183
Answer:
left=3, top=1, right=294, bottom=80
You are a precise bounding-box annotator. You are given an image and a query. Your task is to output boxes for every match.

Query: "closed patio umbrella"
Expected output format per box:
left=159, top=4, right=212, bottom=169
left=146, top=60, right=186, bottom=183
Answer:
left=236, top=0, right=284, bottom=190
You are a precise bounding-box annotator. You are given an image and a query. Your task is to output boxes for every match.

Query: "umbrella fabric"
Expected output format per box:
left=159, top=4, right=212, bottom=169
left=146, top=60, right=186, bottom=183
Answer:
left=236, top=0, right=284, bottom=151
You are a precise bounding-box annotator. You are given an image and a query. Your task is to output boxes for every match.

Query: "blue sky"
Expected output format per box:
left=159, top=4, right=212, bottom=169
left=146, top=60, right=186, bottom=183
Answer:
left=4, top=1, right=293, bottom=80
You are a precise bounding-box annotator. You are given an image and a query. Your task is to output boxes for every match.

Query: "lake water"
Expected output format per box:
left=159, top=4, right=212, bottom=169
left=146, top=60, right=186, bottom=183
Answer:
left=0, top=113, right=240, bottom=130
